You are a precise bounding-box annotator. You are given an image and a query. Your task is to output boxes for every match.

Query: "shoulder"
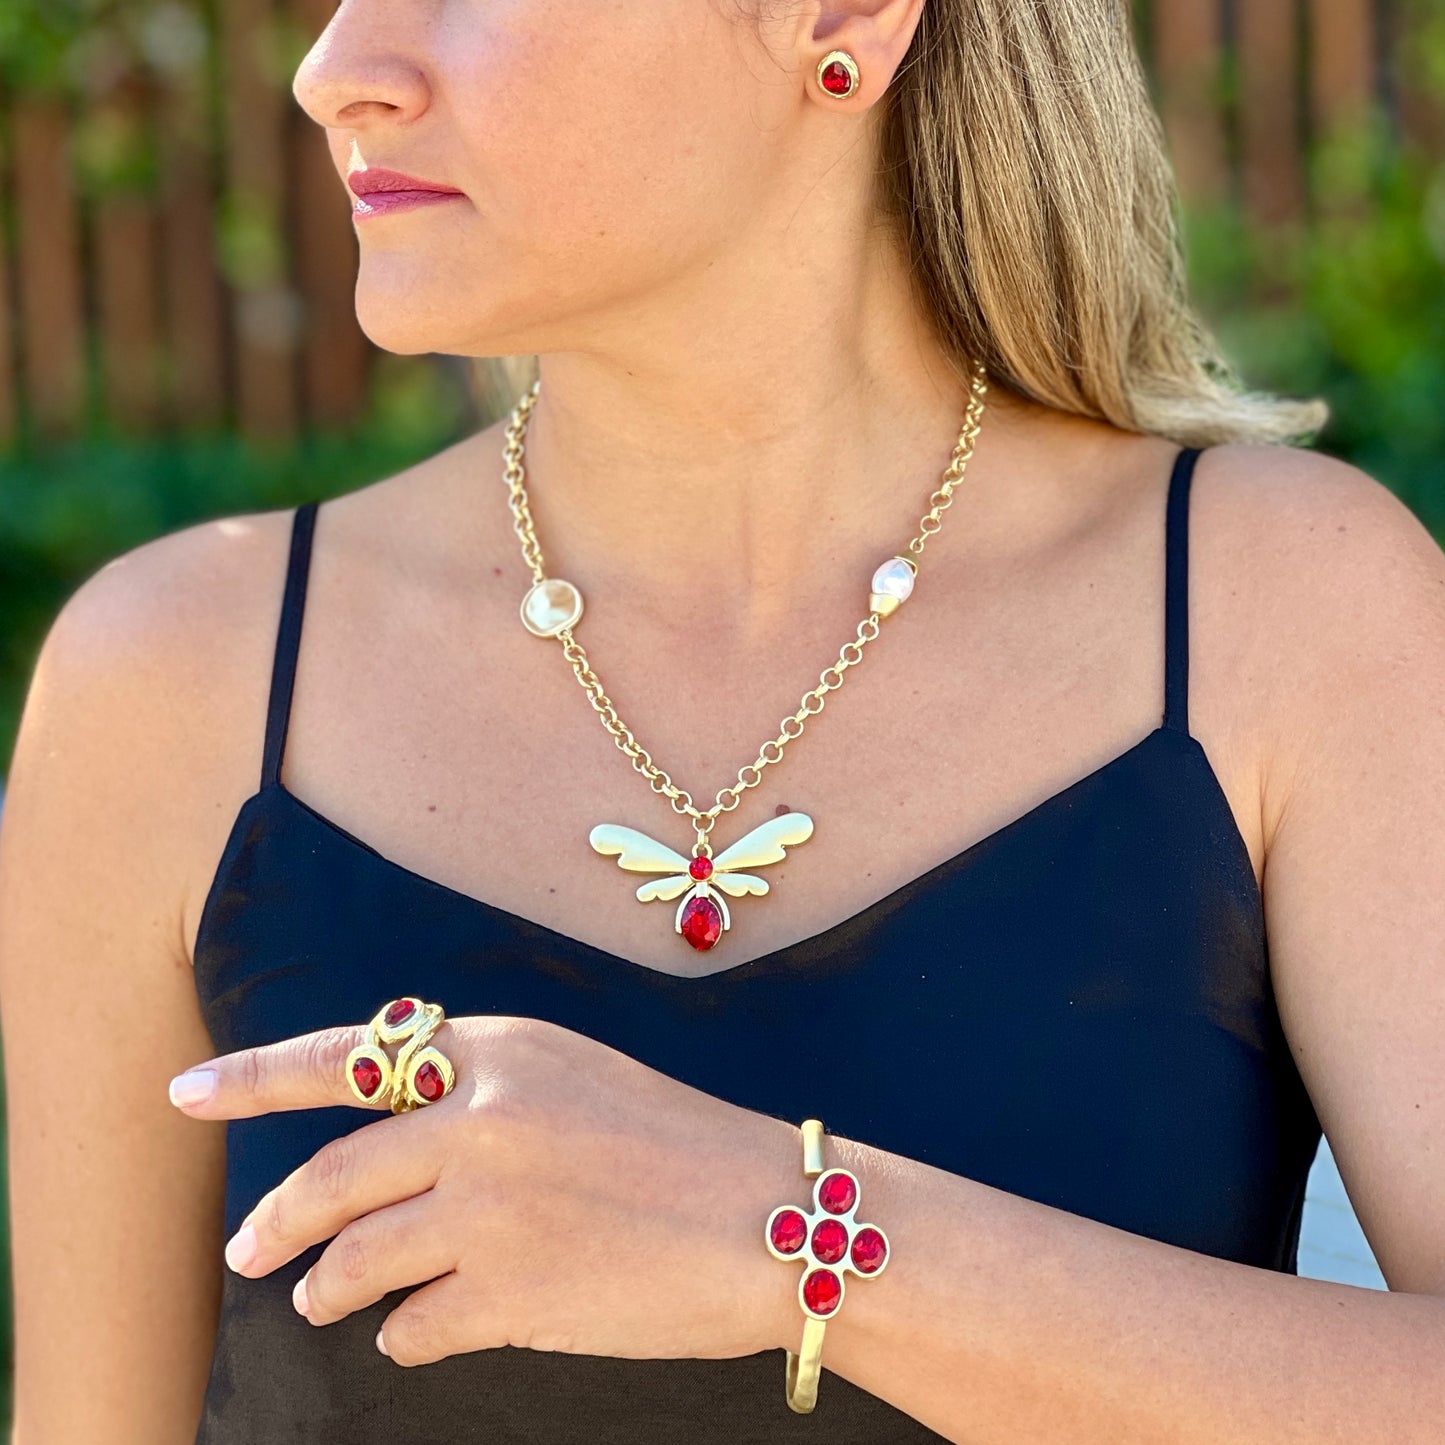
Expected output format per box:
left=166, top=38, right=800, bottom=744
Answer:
left=4, top=503, right=306, bottom=933
left=1194, top=441, right=1444, bottom=649
left=21, top=424, right=500, bottom=777
left=1193, top=442, right=1445, bottom=831
left=25, top=503, right=299, bottom=750
left=11, top=497, right=304, bottom=795
left=1196, top=440, right=1441, bottom=574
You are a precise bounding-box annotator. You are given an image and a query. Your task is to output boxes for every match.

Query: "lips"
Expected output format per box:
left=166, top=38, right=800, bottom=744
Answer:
left=347, top=167, right=466, bottom=219
left=347, top=167, right=463, bottom=199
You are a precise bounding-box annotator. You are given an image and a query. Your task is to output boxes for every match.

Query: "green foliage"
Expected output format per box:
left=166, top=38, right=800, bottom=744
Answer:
left=215, top=190, right=289, bottom=289
left=0, top=0, right=214, bottom=96
left=71, top=96, right=159, bottom=196
left=0, top=0, right=124, bottom=93
left=1184, top=115, right=1445, bottom=536
left=0, top=0, right=89, bottom=91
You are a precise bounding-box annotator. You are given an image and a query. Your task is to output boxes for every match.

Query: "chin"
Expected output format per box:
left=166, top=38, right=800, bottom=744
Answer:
left=354, top=287, right=469, bottom=355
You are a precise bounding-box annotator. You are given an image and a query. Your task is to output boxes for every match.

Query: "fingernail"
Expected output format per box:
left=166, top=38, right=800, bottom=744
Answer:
left=225, top=1222, right=257, bottom=1273
left=169, top=1068, right=217, bottom=1108
left=376, top=1328, right=389, bottom=1356
left=293, top=1273, right=310, bottom=1316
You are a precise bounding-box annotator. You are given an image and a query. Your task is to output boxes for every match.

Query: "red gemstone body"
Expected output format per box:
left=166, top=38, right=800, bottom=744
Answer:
left=818, top=1170, right=857, bottom=1215
left=679, top=894, right=723, bottom=950
left=851, top=1226, right=888, bottom=1273
left=769, top=1209, right=807, bottom=1255
left=688, top=856, right=713, bottom=880
left=811, top=1218, right=849, bottom=1264
left=352, top=1056, right=383, bottom=1098
left=383, top=999, right=415, bottom=1027
left=414, top=1060, right=447, bottom=1102
left=802, top=1268, right=842, bottom=1315
left=820, top=61, right=852, bottom=96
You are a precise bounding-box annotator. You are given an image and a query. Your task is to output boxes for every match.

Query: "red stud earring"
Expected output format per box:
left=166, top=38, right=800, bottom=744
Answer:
left=816, top=50, right=860, bottom=99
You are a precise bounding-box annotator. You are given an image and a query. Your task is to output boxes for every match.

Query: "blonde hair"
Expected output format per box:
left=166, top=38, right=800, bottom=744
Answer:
left=478, top=0, right=1329, bottom=448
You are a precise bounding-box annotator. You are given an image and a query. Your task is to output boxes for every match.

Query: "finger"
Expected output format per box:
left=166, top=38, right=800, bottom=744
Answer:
left=226, top=1108, right=447, bottom=1277
left=296, top=1190, right=457, bottom=1327
left=169, top=1017, right=460, bottom=1120
left=378, top=1271, right=497, bottom=1367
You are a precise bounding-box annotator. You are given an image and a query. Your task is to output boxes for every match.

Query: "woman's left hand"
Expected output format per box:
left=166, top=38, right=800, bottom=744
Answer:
left=168, top=1013, right=802, bottom=1366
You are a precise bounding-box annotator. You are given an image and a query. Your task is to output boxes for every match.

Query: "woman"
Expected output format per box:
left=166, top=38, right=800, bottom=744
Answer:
left=2, top=1, right=1441, bottom=1440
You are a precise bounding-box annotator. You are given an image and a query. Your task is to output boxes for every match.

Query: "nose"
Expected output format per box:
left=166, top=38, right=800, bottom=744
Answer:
left=292, top=10, right=431, bottom=131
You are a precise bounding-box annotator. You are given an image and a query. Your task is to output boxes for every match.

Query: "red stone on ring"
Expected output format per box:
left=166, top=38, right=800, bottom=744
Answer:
left=820, top=60, right=853, bottom=96
left=383, top=999, right=415, bottom=1027
left=811, top=1217, right=849, bottom=1264
left=352, top=1056, right=384, bottom=1098
left=850, top=1226, right=888, bottom=1273
left=414, top=1060, right=447, bottom=1102
left=818, top=1170, right=857, bottom=1215
left=802, top=1267, right=842, bottom=1315
left=769, top=1208, right=807, bottom=1255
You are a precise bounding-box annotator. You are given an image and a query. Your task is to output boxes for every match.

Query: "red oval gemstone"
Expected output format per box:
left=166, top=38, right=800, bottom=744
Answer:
left=811, top=1217, right=849, bottom=1264
left=688, top=856, right=713, bottom=880
left=352, top=1056, right=383, bottom=1098
left=850, top=1226, right=888, bottom=1273
left=414, top=1060, right=447, bottom=1102
left=769, top=1208, right=807, bottom=1255
left=679, top=894, right=722, bottom=950
left=820, top=61, right=852, bottom=95
left=383, top=999, right=415, bottom=1027
left=802, top=1267, right=842, bottom=1315
left=818, top=1170, right=857, bottom=1215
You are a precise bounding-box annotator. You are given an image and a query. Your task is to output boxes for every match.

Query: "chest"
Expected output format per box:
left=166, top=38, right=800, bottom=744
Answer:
left=249, top=571, right=1190, bottom=977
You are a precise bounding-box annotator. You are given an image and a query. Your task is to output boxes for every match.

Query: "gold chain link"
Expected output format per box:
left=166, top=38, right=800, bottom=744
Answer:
left=502, top=358, right=990, bottom=853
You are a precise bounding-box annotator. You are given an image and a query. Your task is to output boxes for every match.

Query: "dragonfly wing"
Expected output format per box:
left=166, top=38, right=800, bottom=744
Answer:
left=711, top=872, right=769, bottom=898
left=711, top=812, right=815, bottom=873
left=589, top=824, right=694, bottom=874
left=637, top=874, right=694, bottom=903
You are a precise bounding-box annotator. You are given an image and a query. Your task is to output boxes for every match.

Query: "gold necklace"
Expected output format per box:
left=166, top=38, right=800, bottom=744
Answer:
left=503, top=359, right=990, bottom=953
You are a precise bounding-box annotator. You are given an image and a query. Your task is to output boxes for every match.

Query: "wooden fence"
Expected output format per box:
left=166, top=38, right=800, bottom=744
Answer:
left=0, top=0, right=1436, bottom=447
left=0, top=0, right=368, bottom=445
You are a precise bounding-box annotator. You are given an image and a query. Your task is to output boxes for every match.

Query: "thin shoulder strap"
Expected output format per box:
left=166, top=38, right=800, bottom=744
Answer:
left=1162, top=446, right=1202, bottom=736
left=260, top=500, right=320, bottom=790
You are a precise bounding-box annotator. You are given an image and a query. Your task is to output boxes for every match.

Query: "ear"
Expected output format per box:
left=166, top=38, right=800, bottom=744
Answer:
left=799, top=0, right=928, bottom=109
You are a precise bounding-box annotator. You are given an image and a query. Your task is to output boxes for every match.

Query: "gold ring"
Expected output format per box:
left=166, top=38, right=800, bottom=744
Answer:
left=345, top=997, right=456, bottom=1113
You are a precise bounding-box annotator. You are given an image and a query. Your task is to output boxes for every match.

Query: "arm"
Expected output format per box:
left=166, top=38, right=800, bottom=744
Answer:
left=0, top=523, right=273, bottom=1442
left=778, top=450, right=1445, bottom=1442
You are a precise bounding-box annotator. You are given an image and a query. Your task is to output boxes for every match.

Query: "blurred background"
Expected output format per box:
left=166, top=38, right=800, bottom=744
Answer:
left=1, top=0, right=1440, bottom=1421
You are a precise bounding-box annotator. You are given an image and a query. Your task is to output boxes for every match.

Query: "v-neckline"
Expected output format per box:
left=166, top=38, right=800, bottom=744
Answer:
left=198, top=724, right=1224, bottom=986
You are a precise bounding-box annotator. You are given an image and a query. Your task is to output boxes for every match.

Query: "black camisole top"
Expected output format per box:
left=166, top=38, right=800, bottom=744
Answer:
left=190, top=444, right=1323, bottom=1442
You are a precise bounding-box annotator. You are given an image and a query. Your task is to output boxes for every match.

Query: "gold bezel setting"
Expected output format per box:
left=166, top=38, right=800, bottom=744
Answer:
left=346, top=998, right=456, bottom=1112
left=393, top=1037, right=456, bottom=1112
left=344, top=1042, right=394, bottom=1106
left=520, top=577, right=584, bottom=637
left=816, top=49, right=860, bottom=99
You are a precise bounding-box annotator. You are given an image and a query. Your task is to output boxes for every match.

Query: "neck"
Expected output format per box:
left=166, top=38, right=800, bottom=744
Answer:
left=495, top=238, right=1041, bottom=641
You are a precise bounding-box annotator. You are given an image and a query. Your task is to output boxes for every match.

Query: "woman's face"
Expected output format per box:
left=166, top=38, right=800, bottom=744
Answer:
left=293, top=0, right=819, bottom=359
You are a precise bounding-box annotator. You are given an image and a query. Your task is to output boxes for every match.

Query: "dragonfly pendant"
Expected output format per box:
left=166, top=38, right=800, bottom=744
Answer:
left=588, top=812, right=815, bottom=952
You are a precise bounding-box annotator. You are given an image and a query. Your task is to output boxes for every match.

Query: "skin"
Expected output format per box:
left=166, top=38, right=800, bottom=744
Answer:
left=2, top=0, right=1443, bottom=1439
